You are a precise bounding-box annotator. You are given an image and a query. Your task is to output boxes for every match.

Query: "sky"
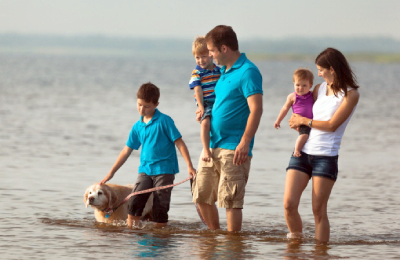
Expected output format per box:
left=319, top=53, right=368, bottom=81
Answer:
left=1, top=0, right=400, bottom=40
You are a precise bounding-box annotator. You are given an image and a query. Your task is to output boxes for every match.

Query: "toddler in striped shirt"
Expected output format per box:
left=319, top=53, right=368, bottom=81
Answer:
left=189, top=36, right=221, bottom=162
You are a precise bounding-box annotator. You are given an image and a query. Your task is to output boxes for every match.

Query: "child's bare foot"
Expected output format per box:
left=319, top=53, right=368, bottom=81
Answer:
left=293, top=150, right=301, bottom=157
left=202, top=149, right=212, bottom=162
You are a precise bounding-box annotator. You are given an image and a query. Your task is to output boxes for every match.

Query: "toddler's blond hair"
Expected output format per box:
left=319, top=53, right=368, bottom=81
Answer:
left=192, top=36, right=208, bottom=55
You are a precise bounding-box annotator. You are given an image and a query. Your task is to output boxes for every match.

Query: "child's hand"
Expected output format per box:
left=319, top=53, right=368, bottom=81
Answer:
left=196, top=107, right=204, bottom=122
left=188, top=167, right=196, bottom=177
left=274, top=121, right=281, bottom=129
left=100, top=173, right=113, bottom=185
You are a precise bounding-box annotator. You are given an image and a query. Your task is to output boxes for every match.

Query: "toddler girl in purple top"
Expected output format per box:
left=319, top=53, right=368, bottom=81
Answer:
left=274, top=68, right=314, bottom=157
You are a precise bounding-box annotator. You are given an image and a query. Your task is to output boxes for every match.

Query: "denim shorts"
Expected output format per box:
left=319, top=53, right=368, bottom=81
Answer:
left=286, top=151, right=339, bottom=181
left=200, top=99, right=214, bottom=122
left=127, top=173, right=175, bottom=223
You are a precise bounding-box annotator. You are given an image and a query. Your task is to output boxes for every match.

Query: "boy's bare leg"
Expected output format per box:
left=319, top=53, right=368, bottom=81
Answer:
left=201, top=117, right=211, bottom=161
left=127, top=214, right=141, bottom=228
left=153, top=222, right=167, bottom=228
left=294, top=134, right=309, bottom=157
left=198, top=202, right=220, bottom=230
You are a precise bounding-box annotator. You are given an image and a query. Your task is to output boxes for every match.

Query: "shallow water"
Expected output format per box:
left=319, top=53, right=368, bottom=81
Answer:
left=1, top=54, right=399, bottom=259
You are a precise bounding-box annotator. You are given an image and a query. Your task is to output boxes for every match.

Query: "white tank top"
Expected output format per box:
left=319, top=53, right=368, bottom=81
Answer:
left=302, top=82, right=356, bottom=156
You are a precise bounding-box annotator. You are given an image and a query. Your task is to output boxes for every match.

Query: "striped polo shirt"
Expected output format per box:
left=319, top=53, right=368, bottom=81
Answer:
left=189, top=64, right=221, bottom=102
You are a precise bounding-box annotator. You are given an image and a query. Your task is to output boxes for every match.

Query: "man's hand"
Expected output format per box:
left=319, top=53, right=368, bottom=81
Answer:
left=233, top=141, right=250, bottom=166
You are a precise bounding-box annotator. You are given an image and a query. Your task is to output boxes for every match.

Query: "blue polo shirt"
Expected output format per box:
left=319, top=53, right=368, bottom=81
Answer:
left=126, top=109, right=181, bottom=175
left=210, top=53, right=263, bottom=156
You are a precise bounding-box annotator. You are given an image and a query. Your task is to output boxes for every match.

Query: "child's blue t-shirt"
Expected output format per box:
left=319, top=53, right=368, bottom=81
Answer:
left=126, top=109, right=181, bottom=175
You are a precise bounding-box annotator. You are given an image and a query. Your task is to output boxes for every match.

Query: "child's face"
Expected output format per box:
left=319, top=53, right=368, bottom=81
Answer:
left=194, top=51, right=214, bottom=70
left=293, top=77, right=313, bottom=96
left=137, top=99, right=158, bottom=118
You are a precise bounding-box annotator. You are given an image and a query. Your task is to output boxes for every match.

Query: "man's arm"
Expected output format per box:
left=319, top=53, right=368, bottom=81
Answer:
left=233, top=93, right=263, bottom=165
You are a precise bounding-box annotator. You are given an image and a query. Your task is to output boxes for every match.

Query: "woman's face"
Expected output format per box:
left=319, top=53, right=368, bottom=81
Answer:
left=317, top=65, right=334, bottom=85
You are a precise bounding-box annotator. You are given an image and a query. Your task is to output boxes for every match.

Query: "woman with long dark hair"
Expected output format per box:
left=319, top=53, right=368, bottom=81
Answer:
left=284, top=48, right=360, bottom=242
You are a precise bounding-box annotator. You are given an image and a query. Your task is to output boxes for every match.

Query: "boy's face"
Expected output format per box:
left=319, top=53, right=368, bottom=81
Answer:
left=137, top=99, right=158, bottom=118
left=293, top=77, right=313, bottom=96
left=194, top=51, right=214, bottom=70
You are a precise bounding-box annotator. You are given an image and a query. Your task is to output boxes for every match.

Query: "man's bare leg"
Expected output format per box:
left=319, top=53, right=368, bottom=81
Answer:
left=226, top=208, right=242, bottom=232
left=198, top=202, right=220, bottom=230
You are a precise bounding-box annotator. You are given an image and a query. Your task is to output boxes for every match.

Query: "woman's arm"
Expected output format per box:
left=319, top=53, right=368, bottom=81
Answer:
left=289, top=89, right=360, bottom=132
left=313, top=84, right=321, bottom=103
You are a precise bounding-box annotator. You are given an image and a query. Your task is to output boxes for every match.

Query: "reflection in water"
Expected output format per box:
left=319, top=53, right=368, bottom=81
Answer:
left=193, top=233, right=250, bottom=260
left=135, top=233, right=173, bottom=258
left=285, top=238, right=334, bottom=260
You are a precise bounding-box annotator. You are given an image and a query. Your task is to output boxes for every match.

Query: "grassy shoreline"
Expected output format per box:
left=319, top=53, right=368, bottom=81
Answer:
left=1, top=47, right=400, bottom=63
left=247, top=53, right=400, bottom=63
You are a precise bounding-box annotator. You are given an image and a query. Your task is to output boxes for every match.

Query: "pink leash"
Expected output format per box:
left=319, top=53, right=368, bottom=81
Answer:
left=104, top=175, right=207, bottom=225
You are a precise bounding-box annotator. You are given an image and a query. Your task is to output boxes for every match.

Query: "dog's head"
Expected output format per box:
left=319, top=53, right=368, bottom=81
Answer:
left=83, top=183, right=118, bottom=210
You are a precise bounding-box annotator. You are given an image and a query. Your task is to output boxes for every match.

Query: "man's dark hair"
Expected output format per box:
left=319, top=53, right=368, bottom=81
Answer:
left=205, top=25, right=239, bottom=51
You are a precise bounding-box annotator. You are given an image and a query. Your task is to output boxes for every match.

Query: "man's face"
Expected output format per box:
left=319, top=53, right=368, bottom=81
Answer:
left=207, top=43, right=224, bottom=66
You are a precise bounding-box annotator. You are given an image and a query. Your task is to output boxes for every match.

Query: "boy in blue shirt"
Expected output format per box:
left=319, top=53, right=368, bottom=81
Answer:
left=189, top=36, right=221, bottom=162
left=100, top=82, right=196, bottom=228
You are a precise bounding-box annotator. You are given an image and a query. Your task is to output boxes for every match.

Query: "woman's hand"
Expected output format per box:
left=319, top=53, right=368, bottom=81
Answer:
left=289, top=114, right=305, bottom=129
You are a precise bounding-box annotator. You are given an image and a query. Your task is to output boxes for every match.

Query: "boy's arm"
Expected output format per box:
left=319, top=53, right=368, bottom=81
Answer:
left=174, top=137, right=196, bottom=177
left=100, top=145, right=133, bottom=184
left=274, top=93, right=295, bottom=129
left=193, top=86, right=204, bottom=121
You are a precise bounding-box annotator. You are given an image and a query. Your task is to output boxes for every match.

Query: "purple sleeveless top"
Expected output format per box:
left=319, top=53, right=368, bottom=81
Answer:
left=292, top=91, right=313, bottom=119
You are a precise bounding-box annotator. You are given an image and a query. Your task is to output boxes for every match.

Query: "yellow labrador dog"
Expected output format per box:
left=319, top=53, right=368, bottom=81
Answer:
left=83, top=183, right=153, bottom=224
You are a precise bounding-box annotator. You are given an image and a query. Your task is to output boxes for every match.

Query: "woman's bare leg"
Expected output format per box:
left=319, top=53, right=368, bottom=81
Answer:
left=312, top=176, right=335, bottom=243
left=284, top=169, right=310, bottom=236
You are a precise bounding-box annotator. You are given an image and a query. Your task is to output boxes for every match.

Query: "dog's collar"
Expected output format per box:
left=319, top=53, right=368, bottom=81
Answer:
left=101, top=207, right=117, bottom=218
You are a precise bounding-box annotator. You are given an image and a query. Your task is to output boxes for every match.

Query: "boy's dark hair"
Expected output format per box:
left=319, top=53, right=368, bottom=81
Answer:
left=137, top=82, right=160, bottom=104
left=205, top=25, right=239, bottom=52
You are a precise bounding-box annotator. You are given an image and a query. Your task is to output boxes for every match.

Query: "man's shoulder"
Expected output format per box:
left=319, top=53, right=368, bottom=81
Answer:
left=242, top=58, right=260, bottom=72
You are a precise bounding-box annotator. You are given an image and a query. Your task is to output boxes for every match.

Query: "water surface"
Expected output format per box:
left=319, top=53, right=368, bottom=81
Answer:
left=1, top=54, right=399, bottom=259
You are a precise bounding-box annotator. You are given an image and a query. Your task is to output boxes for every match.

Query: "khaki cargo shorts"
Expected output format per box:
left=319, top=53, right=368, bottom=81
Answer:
left=192, top=148, right=251, bottom=209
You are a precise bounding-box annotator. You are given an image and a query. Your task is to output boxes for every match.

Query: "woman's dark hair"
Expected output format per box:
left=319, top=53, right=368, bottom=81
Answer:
left=315, top=47, right=359, bottom=96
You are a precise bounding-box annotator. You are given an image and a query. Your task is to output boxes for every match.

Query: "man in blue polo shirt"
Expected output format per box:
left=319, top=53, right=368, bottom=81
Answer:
left=100, top=82, right=196, bottom=229
left=192, top=25, right=263, bottom=232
